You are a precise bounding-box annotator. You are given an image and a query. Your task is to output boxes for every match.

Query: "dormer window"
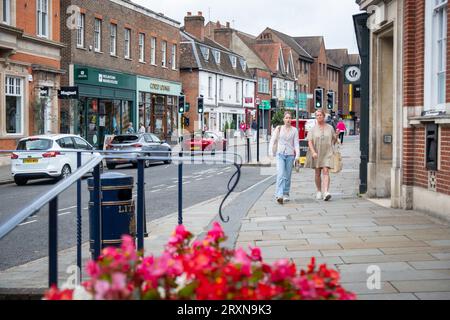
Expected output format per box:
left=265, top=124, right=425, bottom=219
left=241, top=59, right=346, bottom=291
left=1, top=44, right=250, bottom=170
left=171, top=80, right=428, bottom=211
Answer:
left=214, top=50, right=221, bottom=64
left=240, top=58, right=247, bottom=71
left=200, top=46, right=210, bottom=61
left=230, top=55, right=237, bottom=68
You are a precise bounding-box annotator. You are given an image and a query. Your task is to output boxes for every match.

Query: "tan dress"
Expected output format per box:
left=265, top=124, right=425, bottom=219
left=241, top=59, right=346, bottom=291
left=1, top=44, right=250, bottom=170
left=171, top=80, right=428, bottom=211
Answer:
left=305, top=124, right=335, bottom=169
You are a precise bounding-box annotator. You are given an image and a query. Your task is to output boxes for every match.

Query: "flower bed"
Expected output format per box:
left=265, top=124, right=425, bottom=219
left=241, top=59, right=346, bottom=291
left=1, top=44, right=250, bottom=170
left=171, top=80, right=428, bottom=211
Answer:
left=44, top=223, right=356, bottom=300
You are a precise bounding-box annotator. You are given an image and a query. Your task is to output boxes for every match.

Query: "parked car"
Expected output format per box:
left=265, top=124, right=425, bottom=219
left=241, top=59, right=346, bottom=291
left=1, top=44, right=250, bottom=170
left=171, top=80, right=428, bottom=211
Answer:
left=11, top=134, right=100, bottom=186
left=184, top=131, right=227, bottom=155
left=105, top=133, right=172, bottom=169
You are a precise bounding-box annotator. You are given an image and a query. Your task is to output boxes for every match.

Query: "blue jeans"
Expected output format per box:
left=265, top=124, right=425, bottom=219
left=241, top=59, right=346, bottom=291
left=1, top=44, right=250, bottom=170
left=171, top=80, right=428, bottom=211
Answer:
left=276, top=154, right=295, bottom=198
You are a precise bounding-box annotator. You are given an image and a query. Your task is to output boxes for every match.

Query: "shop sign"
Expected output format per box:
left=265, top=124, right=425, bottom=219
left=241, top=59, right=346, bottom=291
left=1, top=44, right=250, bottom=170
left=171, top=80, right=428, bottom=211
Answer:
left=259, top=100, right=271, bottom=110
left=74, top=65, right=135, bottom=90
left=344, top=64, right=361, bottom=84
left=285, top=99, right=296, bottom=109
left=137, top=76, right=182, bottom=96
left=58, top=86, right=79, bottom=99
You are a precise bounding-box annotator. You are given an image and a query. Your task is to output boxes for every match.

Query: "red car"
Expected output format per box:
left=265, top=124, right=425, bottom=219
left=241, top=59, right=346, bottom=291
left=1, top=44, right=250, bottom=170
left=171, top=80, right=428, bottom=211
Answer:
left=184, top=131, right=227, bottom=155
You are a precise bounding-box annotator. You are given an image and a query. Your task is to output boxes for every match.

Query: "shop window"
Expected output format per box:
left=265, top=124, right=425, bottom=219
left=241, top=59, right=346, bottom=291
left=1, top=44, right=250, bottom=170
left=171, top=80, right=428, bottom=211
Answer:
left=426, top=124, right=438, bottom=171
left=5, top=76, right=23, bottom=135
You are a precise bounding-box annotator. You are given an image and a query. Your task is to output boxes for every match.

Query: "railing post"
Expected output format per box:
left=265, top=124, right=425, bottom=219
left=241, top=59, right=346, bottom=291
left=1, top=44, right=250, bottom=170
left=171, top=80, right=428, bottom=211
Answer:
left=76, top=151, right=82, bottom=281
left=92, top=164, right=102, bottom=260
left=137, top=159, right=145, bottom=251
left=246, top=137, right=251, bottom=163
left=49, top=197, right=58, bottom=287
left=178, top=151, right=183, bottom=225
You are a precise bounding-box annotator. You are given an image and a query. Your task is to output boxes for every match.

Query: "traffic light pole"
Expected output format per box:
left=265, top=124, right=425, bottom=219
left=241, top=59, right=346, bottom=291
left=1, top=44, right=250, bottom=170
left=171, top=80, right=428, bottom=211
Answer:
left=256, top=104, right=260, bottom=163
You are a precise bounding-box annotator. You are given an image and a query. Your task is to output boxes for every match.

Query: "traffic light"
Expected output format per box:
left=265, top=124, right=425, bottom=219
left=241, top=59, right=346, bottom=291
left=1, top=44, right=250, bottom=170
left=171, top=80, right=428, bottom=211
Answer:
left=314, top=88, right=323, bottom=109
left=198, top=95, right=204, bottom=114
left=184, top=117, right=190, bottom=127
left=327, top=91, right=335, bottom=110
left=178, top=95, right=185, bottom=114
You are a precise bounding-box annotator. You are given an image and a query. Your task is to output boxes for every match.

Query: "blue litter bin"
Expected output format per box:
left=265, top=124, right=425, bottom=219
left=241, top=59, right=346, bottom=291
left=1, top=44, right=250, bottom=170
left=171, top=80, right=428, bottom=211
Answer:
left=88, top=172, right=136, bottom=257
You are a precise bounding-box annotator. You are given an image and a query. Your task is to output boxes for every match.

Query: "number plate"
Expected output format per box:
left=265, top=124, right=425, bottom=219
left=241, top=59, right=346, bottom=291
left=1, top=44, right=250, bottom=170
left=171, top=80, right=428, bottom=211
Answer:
left=23, top=158, right=39, bottom=164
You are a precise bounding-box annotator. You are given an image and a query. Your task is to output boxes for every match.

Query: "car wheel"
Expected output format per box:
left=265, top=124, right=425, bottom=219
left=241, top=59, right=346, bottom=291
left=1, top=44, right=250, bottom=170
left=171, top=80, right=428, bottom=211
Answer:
left=106, top=163, right=116, bottom=170
left=60, top=165, right=72, bottom=180
left=14, top=177, right=28, bottom=186
left=144, top=156, right=151, bottom=168
left=212, top=148, right=216, bottom=156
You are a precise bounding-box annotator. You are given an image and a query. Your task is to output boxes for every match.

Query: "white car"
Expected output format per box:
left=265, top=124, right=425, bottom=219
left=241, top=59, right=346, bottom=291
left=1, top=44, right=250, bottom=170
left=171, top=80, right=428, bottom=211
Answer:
left=11, top=134, right=100, bottom=186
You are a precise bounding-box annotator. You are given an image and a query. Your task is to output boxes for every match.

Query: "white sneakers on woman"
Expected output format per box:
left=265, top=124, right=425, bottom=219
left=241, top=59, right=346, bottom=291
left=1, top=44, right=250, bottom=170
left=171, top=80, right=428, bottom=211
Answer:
left=316, top=191, right=332, bottom=201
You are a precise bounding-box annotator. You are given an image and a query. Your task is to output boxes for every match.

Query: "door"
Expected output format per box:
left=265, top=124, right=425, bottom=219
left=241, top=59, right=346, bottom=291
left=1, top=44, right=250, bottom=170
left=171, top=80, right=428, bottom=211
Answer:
left=57, top=137, right=77, bottom=171
left=73, top=136, right=93, bottom=166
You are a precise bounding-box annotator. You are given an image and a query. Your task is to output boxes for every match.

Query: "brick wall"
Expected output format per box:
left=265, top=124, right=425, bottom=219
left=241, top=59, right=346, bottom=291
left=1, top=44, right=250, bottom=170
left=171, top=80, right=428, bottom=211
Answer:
left=60, top=0, right=181, bottom=84
left=180, top=70, right=199, bottom=133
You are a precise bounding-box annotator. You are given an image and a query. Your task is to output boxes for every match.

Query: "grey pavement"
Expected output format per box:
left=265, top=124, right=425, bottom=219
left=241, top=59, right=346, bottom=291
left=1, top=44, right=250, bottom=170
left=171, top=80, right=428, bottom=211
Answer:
left=234, top=136, right=450, bottom=300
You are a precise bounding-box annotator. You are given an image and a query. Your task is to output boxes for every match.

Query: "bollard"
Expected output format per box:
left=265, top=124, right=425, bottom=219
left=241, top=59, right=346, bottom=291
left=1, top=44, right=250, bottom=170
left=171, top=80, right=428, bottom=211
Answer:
left=88, top=172, right=136, bottom=259
left=246, top=137, right=251, bottom=163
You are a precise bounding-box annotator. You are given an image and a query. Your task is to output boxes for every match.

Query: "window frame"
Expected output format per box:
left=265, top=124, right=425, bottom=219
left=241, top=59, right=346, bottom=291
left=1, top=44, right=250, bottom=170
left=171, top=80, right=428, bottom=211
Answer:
left=94, top=18, right=102, bottom=52
left=110, top=23, right=117, bottom=56
left=139, top=33, right=145, bottom=62
left=425, top=0, right=448, bottom=111
left=171, top=44, right=177, bottom=70
left=76, top=12, right=85, bottom=48
left=37, top=0, right=49, bottom=38
left=151, top=37, right=157, bottom=65
left=124, top=28, right=131, bottom=59
left=4, top=76, right=24, bottom=136
left=2, top=0, right=11, bottom=24
left=161, top=40, right=167, bottom=67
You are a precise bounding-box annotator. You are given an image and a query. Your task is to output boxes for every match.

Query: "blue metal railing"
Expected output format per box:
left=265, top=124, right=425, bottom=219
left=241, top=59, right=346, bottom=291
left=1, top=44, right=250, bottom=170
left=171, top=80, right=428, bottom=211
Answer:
left=0, top=149, right=242, bottom=288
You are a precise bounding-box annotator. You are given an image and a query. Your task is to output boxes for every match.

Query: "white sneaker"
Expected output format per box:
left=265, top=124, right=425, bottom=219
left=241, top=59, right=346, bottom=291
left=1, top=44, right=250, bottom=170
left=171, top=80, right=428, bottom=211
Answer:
left=283, top=195, right=290, bottom=202
left=323, top=192, right=332, bottom=201
left=316, top=192, right=322, bottom=200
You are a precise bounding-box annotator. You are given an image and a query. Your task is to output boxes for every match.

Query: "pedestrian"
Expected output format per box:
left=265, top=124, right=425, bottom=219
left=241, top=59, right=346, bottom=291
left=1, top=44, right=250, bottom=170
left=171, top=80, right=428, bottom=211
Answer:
left=305, top=109, right=339, bottom=202
left=239, top=121, right=246, bottom=141
left=138, top=123, right=146, bottom=134
left=126, top=122, right=135, bottom=134
left=269, top=112, right=300, bottom=205
left=251, top=118, right=258, bottom=142
left=336, top=119, right=347, bottom=144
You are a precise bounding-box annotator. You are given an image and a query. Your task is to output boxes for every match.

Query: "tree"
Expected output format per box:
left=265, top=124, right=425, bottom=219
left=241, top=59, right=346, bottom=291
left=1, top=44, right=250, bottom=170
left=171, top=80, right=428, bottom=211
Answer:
left=271, top=108, right=290, bottom=127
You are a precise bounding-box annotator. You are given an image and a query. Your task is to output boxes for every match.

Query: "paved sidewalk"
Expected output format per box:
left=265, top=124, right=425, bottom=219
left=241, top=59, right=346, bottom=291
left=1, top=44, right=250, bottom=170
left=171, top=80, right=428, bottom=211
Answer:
left=0, top=163, right=11, bottom=185
left=234, top=137, right=450, bottom=300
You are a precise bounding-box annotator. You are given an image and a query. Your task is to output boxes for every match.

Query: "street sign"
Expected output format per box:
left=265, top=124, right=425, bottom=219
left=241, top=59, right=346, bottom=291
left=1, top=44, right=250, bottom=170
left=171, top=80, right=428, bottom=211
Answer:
left=58, top=86, right=79, bottom=99
left=298, top=93, right=307, bottom=110
left=344, top=64, right=362, bottom=84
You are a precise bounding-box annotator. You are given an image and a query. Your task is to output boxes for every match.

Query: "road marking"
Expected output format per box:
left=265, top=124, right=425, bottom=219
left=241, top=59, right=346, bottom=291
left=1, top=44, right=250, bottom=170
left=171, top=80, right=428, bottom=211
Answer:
left=151, top=189, right=162, bottom=193
left=217, top=172, right=224, bottom=175
left=195, top=178, right=203, bottom=181
left=166, top=185, right=176, bottom=189
left=58, top=206, right=77, bottom=212
left=241, top=175, right=276, bottom=193
left=183, top=181, right=190, bottom=185
left=58, top=212, right=72, bottom=217
left=19, top=220, right=37, bottom=226
left=153, top=185, right=166, bottom=189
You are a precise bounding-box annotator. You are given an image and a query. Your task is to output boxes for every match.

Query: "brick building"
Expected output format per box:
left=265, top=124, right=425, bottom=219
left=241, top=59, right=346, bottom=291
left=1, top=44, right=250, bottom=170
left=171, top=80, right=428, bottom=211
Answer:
left=357, top=0, right=450, bottom=219
left=206, top=23, right=272, bottom=132
left=179, top=12, right=255, bottom=134
left=0, top=0, right=64, bottom=154
left=60, top=0, right=182, bottom=148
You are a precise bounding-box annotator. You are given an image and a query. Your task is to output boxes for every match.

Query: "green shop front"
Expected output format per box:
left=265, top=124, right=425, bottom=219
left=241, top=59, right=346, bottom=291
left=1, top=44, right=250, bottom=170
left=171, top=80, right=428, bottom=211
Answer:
left=72, top=65, right=136, bottom=149
left=137, top=76, right=182, bottom=141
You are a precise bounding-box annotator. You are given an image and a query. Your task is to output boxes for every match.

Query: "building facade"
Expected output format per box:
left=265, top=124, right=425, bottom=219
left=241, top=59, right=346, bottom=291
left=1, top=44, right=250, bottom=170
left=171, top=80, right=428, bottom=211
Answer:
left=60, top=0, right=182, bottom=148
left=357, top=0, right=450, bottom=219
left=180, top=12, right=255, bottom=134
left=0, top=0, right=64, bottom=154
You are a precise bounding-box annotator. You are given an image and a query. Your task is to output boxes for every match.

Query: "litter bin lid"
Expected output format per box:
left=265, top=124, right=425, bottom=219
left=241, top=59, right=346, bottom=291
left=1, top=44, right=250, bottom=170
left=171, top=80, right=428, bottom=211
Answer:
left=88, top=172, right=134, bottom=188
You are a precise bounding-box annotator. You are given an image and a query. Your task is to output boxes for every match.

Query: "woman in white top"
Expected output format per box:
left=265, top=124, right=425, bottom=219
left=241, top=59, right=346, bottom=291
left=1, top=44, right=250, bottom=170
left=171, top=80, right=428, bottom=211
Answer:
left=270, top=112, right=300, bottom=205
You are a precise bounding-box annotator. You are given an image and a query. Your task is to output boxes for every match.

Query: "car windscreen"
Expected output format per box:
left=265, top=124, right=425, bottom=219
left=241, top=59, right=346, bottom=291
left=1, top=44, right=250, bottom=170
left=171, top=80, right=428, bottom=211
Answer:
left=111, top=135, right=139, bottom=144
left=17, top=139, right=53, bottom=151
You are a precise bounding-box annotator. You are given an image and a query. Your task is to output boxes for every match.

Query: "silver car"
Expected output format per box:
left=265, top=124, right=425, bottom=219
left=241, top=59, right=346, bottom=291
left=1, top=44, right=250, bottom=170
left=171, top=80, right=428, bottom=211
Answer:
left=105, top=134, right=172, bottom=169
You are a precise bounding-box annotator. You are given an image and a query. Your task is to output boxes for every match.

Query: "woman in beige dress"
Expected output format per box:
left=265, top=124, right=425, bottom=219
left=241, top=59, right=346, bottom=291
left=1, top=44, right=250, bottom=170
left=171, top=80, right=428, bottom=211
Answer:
left=306, top=109, right=339, bottom=201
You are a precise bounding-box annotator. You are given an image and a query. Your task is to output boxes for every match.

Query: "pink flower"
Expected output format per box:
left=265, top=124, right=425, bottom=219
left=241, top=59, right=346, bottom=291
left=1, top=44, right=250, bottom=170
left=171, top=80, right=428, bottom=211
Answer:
left=249, top=247, right=262, bottom=262
left=111, top=273, right=127, bottom=291
left=86, top=260, right=100, bottom=278
left=94, top=280, right=111, bottom=300
left=206, top=222, right=225, bottom=243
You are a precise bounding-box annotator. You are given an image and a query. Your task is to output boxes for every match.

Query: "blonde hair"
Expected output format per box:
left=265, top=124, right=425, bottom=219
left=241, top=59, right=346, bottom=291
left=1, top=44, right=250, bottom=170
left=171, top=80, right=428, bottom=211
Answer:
left=315, top=109, right=327, bottom=117
left=284, top=111, right=292, bottom=118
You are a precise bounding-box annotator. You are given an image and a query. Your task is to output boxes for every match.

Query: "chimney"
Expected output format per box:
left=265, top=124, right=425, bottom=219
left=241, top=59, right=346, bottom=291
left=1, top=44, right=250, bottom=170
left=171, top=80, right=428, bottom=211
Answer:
left=184, top=11, right=205, bottom=41
left=214, top=27, right=233, bottom=49
left=226, top=22, right=230, bottom=28
left=216, top=21, right=221, bottom=28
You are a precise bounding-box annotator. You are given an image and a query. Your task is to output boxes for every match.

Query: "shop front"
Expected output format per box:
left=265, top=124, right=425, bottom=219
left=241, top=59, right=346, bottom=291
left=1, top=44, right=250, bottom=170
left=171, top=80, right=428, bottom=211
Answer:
left=72, top=66, right=136, bottom=149
left=137, top=76, right=182, bottom=142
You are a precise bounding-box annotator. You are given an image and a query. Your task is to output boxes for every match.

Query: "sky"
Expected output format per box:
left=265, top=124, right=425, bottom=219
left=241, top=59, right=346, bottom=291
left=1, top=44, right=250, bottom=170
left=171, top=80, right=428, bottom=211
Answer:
left=133, top=0, right=362, bottom=54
